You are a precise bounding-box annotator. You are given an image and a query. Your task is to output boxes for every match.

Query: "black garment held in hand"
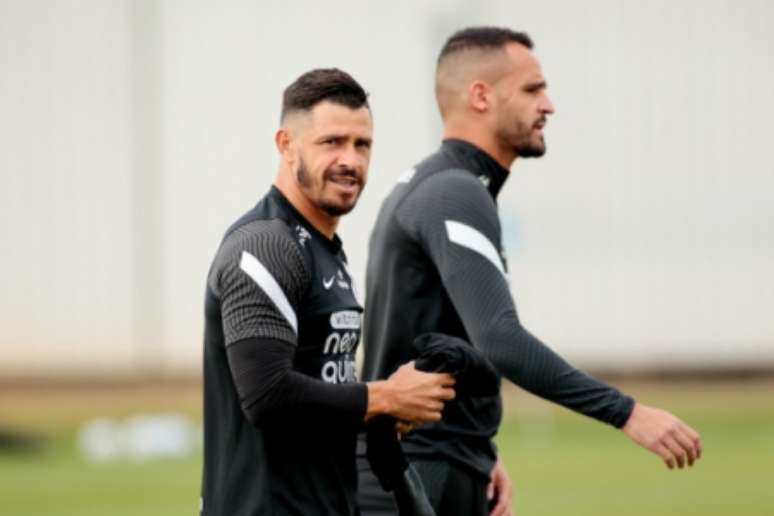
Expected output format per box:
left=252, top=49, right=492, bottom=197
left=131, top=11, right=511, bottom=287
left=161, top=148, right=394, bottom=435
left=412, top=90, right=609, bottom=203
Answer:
left=365, top=333, right=500, bottom=515
left=413, top=333, right=499, bottom=398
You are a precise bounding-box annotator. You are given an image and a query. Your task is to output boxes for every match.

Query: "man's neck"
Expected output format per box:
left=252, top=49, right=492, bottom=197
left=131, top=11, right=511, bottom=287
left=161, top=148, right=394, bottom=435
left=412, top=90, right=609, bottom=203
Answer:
left=443, top=122, right=516, bottom=170
left=273, top=171, right=338, bottom=239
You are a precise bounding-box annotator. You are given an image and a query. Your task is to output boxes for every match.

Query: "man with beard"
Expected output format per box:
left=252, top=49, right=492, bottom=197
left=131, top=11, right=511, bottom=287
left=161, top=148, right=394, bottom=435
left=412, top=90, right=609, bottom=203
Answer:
left=200, top=68, right=456, bottom=516
left=358, top=27, right=702, bottom=516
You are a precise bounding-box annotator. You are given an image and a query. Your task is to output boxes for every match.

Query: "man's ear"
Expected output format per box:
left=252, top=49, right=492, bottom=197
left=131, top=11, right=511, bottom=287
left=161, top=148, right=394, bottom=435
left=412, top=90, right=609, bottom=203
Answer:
left=468, top=80, right=492, bottom=114
left=275, top=127, right=297, bottom=168
left=275, top=127, right=290, bottom=154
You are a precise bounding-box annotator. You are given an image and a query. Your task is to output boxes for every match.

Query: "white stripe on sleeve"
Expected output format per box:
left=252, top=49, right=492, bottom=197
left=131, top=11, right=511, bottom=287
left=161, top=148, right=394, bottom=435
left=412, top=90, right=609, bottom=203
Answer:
left=444, top=220, right=506, bottom=276
left=239, top=250, right=298, bottom=334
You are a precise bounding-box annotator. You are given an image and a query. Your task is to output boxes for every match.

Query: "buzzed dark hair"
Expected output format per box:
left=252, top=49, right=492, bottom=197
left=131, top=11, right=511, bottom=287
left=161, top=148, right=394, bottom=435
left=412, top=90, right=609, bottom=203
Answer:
left=280, top=68, right=369, bottom=121
left=438, top=27, right=533, bottom=64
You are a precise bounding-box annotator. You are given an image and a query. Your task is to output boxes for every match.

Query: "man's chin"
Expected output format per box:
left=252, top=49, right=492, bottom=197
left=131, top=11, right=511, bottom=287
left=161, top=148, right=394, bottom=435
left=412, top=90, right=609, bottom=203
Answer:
left=320, top=199, right=358, bottom=217
left=517, top=141, right=546, bottom=158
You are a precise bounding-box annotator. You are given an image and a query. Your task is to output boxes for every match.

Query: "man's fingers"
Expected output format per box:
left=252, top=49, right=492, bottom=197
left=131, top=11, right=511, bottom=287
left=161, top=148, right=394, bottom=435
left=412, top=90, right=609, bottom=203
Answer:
left=491, top=483, right=512, bottom=516
left=419, top=409, right=442, bottom=422
left=438, top=386, right=456, bottom=401
left=438, top=373, right=456, bottom=386
left=424, top=404, right=444, bottom=421
left=428, top=400, right=444, bottom=412
left=395, top=420, right=414, bottom=434
left=663, top=436, right=686, bottom=468
left=654, top=443, right=675, bottom=469
left=488, top=459, right=513, bottom=516
left=672, top=428, right=698, bottom=466
left=489, top=485, right=511, bottom=516
left=490, top=497, right=510, bottom=516
left=680, top=422, right=703, bottom=459
left=681, top=420, right=700, bottom=441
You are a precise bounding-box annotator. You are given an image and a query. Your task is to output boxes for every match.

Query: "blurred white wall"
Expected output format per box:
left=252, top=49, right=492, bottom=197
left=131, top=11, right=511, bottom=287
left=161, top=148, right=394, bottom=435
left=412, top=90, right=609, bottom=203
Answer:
left=1, top=1, right=136, bottom=375
left=1, top=0, right=772, bottom=377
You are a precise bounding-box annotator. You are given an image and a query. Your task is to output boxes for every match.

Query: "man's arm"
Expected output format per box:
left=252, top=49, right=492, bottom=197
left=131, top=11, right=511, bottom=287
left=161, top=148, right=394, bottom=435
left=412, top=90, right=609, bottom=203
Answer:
left=398, top=171, right=701, bottom=467
left=212, top=220, right=454, bottom=429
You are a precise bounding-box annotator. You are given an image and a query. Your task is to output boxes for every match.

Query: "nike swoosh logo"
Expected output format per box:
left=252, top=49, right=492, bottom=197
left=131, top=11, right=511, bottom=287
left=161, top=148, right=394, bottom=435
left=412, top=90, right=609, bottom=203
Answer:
left=323, top=276, right=335, bottom=290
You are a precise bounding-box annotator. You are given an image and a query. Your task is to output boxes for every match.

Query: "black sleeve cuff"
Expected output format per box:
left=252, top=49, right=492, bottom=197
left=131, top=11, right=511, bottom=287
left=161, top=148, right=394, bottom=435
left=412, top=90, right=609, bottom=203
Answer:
left=607, top=393, right=636, bottom=429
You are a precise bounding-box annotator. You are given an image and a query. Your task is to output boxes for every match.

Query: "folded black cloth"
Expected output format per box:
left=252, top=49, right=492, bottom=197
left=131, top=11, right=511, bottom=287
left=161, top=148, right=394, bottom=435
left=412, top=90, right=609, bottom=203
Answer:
left=366, top=414, right=409, bottom=487
left=366, top=416, right=435, bottom=516
left=412, top=332, right=499, bottom=397
left=365, top=333, right=500, bottom=515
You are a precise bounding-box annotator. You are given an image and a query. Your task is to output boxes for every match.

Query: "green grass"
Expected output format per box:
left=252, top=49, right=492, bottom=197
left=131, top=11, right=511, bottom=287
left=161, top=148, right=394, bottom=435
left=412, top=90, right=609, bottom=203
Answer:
left=0, top=433, right=200, bottom=516
left=0, top=383, right=202, bottom=516
left=495, top=382, right=774, bottom=515
left=1, top=379, right=772, bottom=515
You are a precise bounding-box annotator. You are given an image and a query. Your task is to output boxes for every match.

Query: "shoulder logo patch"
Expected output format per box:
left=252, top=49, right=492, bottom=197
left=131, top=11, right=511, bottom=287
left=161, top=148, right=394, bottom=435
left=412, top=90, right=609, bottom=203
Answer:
left=397, top=168, right=416, bottom=184
left=295, top=225, right=311, bottom=247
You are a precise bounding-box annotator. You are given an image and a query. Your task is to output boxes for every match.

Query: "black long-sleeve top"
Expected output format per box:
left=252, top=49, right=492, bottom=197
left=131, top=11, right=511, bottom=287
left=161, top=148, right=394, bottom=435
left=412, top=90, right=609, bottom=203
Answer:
left=362, top=139, right=634, bottom=479
left=202, top=187, right=366, bottom=516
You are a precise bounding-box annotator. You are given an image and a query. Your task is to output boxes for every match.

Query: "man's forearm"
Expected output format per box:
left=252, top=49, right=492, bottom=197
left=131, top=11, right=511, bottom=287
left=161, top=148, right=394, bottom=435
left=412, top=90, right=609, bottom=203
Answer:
left=442, top=269, right=634, bottom=427
left=228, top=337, right=367, bottom=427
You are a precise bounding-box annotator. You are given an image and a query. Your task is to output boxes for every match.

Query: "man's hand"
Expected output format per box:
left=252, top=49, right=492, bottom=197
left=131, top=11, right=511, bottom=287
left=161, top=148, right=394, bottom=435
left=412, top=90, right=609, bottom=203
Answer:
left=487, top=458, right=513, bottom=516
left=394, top=420, right=415, bottom=435
left=622, top=402, right=702, bottom=469
left=366, top=361, right=455, bottom=424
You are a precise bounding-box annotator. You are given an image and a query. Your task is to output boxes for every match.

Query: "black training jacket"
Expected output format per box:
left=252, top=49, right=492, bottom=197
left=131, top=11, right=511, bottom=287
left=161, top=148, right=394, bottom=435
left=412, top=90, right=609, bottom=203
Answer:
left=202, top=186, right=366, bottom=516
left=362, top=139, right=634, bottom=479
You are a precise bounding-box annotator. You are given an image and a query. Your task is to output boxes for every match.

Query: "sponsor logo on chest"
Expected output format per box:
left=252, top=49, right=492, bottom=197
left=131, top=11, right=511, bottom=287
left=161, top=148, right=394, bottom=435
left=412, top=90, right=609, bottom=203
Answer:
left=320, top=309, right=361, bottom=384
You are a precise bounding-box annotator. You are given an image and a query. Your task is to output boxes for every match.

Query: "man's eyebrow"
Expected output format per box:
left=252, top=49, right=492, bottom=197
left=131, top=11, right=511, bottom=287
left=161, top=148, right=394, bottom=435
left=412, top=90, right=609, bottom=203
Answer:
left=314, top=132, right=346, bottom=141
left=314, top=133, right=373, bottom=145
left=524, top=80, right=547, bottom=90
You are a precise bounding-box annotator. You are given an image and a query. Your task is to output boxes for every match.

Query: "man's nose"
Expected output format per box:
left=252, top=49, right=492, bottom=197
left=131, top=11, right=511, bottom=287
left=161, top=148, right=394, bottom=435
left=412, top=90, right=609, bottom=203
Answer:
left=336, top=145, right=363, bottom=170
left=541, top=93, right=555, bottom=115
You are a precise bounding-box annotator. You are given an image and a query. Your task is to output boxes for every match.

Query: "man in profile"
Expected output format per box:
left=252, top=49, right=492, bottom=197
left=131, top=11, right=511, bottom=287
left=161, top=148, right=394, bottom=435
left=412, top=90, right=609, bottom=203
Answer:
left=200, top=68, right=455, bottom=516
left=359, top=27, right=702, bottom=516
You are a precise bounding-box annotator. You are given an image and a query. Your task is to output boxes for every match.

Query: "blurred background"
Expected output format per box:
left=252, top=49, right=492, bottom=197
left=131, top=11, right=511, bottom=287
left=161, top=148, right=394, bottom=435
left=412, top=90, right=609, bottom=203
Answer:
left=1, top=1, right=772, bottom=515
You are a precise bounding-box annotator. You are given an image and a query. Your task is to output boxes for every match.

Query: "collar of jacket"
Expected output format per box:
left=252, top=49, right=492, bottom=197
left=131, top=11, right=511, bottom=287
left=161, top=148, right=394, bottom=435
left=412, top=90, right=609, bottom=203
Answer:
left=440, top=138, right=509, bottom=199
left=268, top=185, right=344, bottom=255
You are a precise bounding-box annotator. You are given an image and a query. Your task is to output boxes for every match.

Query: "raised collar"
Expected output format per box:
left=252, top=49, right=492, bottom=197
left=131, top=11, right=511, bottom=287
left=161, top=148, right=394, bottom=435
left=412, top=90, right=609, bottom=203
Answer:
left=440, top=139, right=510, bottom=199
left=268, top=186, right=343, bottom=254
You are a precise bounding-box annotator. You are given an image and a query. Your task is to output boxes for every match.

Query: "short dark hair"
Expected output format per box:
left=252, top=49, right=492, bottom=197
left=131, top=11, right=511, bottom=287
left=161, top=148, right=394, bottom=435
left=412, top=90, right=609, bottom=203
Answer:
left=280, top=68, right=369, bottom=121
left=438, top=27, right=533, bottom=64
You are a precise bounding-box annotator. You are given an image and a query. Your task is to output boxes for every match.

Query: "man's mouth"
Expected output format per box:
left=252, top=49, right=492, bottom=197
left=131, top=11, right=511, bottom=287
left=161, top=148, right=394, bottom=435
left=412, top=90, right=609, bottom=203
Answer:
left=327, top=174, right=361, bottom=194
